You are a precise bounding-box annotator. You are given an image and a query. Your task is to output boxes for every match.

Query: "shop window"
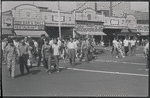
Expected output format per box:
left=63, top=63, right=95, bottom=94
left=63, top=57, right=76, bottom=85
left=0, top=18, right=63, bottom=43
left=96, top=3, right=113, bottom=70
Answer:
left=87, top=14, right=91, bottom=20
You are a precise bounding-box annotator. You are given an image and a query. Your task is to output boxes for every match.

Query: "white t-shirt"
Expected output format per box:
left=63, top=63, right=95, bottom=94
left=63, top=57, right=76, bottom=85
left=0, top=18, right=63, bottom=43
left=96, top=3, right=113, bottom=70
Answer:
left=49, top=40, right=53, bottom=46
left=67, top=42, right=76, bottom=49
left=123, top=39, right=129, bottom=47
left=112, top=40, right=118, bottom=48
left=57, top=40, right=61, bottom=47
left=52, top=44, right=60, bottom=55
left=130, top=40, right=136, bottom=46
left=34, top=41, right=38, bottom=48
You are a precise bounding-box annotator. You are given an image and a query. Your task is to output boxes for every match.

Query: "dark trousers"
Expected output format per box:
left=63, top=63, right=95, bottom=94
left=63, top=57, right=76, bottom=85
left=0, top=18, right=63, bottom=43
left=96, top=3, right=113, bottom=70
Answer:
left=80, top=49, right=89, bottom=62
left=19, top=54, right=29, bottom=75
left=43, top=55, right=52, bottom=70
left=37, top=49, right=42, bottom=67
left=68, top=49, right=75, bottom=66
left=54, top=55, right=59, bottom=71
left=131, top=45, right=136, bottom=56
left=124, top=46, right=129, bottom=56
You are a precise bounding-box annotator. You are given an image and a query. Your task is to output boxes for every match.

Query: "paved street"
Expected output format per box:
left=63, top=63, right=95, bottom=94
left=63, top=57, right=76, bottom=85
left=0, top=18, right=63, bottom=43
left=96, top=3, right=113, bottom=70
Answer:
left=2, top=47, right=149, bottom=97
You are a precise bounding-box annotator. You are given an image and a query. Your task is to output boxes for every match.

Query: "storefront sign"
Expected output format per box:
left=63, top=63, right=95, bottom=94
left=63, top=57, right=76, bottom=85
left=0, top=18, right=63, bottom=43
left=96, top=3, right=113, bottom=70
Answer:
left=14, top=25, right=44, bottom=30
left=126, top=15, right=137, bottom=29
left=137, top=24, right=149, bottom=32
left=52, top=15, right=65, bottom=22
left=2, top=16, right=13, bottom=28
left=14, top=21, right=44, bottom=25
left=14, top=18, right=45, bottom=30
left=104, top=17, right=127, bottom=29
left=110, top=19, right=119, bottom=25
left=75, top=22, right=103, bottom=32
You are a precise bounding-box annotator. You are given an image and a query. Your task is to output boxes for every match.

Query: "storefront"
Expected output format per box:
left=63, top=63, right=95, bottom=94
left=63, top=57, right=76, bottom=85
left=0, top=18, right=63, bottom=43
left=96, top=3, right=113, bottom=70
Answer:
left=13, top=18, right=47, bottom=37
left=103, top=16, right=127, bottom=46
left=12, top=4, right=48, bottom=38
left=74, top=8, right=106, bottom=43
left=120, top=14, right=138, bottom=39
left=42, top=10, right=75, bottom=39
left=2, top=11, right=14, bottom=38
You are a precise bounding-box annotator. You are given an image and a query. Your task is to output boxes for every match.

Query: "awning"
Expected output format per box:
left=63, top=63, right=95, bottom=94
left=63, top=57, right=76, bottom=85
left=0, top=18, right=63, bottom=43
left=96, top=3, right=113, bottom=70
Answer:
left=2, top=29, right=14, bottom=35
left=77, top=31, right=106, bottom=35
left=121, top=29, right=137, bottom=33
left=14, top=30, right=48, bottom=37
left=139, top=32, right=149, bottom=36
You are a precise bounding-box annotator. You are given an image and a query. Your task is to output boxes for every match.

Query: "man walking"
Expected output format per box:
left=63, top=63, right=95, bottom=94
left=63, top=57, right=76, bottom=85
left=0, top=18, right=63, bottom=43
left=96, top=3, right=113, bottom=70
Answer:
left=123, top=37, right=130, bottom=56
left=130, top=37, right=137, bottom=56
left=144, top=38, right=149, bottom=71
left=18, top=39, right=31, bottom=76
left=37, top=34, right=45, bottom=67
left=67, top=38, right=76, bottom=66
left=79, top=37, right=90, bottom=63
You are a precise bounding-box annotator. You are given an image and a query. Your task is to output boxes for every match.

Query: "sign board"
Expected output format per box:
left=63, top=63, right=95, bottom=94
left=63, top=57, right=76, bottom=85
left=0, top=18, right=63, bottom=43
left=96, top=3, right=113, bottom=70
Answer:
left=126, top=15, right=137, bottom=29
left=137, top=24, right=149, bottom=32
left=14, top=21, right=44, bottom=25
left=110, top=19, right=119, bottom=25
left=104, top=17, right=127, bottom=29
left=2, top=16, right=13, bottom=28
left=75, top=22, right=103, bottom=32
left=14, top=18, right=45, bottom=30
left=52, top=15, right=65, bottom=22
left=14, top=25, right=44, bottom=30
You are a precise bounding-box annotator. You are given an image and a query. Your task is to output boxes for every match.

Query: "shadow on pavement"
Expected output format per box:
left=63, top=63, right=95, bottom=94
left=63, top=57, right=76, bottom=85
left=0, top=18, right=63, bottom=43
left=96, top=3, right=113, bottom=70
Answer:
left=30, top=69, right=41, bottom=75
left=14, top=70, right=41, bottom=78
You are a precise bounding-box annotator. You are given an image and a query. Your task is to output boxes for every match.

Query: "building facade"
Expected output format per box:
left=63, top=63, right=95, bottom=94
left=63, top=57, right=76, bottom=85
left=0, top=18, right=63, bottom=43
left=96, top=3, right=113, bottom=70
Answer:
left=77, top=2, right=131, bottom=17
left=2, top=3, right=146, bottom=46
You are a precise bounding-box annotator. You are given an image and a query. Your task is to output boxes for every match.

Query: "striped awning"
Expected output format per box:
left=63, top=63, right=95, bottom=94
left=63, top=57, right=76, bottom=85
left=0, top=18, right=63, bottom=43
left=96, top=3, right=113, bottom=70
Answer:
left=77, top=31, right=106, bottom=35
left=14, top=30, right=48, bottom=37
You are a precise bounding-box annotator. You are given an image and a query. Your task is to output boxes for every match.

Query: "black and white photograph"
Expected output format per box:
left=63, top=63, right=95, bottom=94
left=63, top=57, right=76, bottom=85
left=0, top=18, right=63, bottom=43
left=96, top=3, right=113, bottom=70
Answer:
left=1, top=1, right=149, bottom=97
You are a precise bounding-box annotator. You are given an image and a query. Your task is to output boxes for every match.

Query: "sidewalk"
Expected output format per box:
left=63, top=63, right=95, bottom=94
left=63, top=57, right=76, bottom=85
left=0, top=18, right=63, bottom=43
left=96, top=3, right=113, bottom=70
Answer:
left=97, top=52, right=146, bottom=64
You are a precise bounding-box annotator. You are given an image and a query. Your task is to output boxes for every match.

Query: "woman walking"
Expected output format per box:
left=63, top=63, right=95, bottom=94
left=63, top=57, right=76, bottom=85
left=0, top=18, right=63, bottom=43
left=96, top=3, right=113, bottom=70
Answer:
left=5, top=39, right=19, bottom=79
left=41, top=38, right=53, bottom=74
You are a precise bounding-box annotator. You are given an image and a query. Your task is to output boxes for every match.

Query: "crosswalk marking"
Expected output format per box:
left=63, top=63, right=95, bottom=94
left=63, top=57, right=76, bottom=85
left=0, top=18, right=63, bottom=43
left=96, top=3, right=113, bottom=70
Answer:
left=59, top=67, right=148, bottom=77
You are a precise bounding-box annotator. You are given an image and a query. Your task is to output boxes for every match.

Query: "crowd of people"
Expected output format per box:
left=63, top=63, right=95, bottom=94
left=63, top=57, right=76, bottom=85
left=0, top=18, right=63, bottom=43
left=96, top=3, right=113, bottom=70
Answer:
left=2, top=34, right=97, bottom=79
left=2, top=34, right=149, bottom=79
left=111, top=36, right=148, bottom=58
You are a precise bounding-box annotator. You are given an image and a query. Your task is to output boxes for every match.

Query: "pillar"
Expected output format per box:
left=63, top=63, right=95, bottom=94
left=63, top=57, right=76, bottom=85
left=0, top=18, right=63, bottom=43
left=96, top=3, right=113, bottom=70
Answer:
left=101, top=35, right=103, bottom=40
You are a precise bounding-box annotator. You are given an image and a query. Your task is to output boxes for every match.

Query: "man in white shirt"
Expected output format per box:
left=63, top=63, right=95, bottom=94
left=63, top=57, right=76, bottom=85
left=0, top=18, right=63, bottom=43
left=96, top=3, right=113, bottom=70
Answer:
left=144, top=40, right=149, bottom=71
left=123, top=37, right=130, bottom=56
left=112, top=38, right=119, bottom=58
left=130, top=37, right=137, bottom=56
left=67, top=38, right=76, bottom=66
left=57, top=37, right=62, bottom=58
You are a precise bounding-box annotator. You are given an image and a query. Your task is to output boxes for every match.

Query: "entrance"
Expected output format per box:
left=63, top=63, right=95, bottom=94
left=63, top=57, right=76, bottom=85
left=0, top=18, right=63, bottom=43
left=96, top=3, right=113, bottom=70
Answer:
left=45, top=26, right=73, bottom=39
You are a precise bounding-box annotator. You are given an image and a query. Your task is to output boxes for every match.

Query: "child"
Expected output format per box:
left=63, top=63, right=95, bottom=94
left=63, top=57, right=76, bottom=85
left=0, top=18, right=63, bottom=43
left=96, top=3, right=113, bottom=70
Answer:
left=41, top=38, right=52, bottom=74
left=52, top=38, right=60, bottom=73
left=5, top=39, right=19, bottom=79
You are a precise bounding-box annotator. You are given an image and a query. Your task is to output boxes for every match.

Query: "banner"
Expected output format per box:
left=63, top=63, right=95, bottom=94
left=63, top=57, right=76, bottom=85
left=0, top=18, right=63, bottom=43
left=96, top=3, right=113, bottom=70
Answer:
left=2, top=16, right=13, bottom=29
left=14, top=25, right=44, bottom=30
left=52, top=15, right=65, bottom=22
left=137, top=24, right=149, bottom=32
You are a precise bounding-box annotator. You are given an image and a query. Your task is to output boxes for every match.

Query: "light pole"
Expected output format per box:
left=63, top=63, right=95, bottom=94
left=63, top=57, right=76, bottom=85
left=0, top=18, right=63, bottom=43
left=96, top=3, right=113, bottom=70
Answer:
left=58, top=1, right=61, bottom=39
